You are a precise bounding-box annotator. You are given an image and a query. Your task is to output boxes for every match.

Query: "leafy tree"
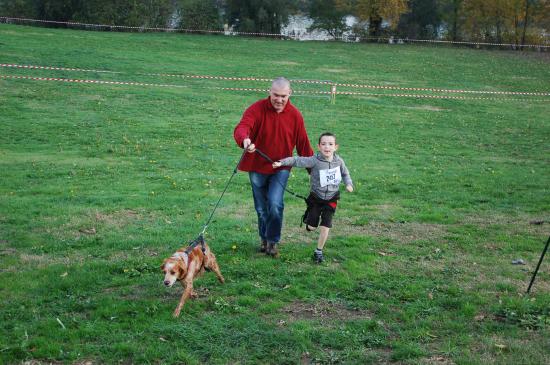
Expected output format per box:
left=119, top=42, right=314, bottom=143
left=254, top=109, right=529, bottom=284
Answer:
left=179, top=0, right=222, bottom=30
left=0, top=0, right=173, bottom=28
left=335, top=0, right=408, bottom=36
left=308, top=0, right=349, bottom=38
left=397, top=0, right=441, bottom=39
left=460, top=0, right=548, bottom=46
left=439, top=0, right=465, bottom=41
left=225, top=0, right=293, bottom=34
left=0, top=0, right=38, bottom=18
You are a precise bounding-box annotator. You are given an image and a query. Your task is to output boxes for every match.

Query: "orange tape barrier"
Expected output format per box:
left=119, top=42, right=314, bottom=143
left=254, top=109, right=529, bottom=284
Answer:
left=2, top=63, right=549, bottom=97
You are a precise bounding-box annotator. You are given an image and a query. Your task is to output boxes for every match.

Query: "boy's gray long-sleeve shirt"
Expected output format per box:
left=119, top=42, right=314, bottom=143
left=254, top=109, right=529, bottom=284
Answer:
left=279, top=152, right=353, bottom=200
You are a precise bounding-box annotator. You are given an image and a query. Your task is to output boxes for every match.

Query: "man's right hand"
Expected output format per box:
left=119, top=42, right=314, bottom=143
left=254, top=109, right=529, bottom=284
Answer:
left=243, top=138, right=256, bottom=153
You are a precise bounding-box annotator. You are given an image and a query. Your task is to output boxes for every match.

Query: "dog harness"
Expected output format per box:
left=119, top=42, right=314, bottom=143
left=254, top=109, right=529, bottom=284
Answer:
left=185, top=234, right=207, bottom=255
left=170, top=251, right=189, bottom=267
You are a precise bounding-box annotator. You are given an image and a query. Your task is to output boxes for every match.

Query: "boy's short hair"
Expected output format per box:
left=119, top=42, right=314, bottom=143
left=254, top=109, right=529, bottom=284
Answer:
left=318, top=132, right=337, bottom=144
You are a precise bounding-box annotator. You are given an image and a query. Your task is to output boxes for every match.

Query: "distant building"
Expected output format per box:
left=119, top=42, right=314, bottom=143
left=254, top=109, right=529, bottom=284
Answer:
left=282, top=15, right=360, bottom=41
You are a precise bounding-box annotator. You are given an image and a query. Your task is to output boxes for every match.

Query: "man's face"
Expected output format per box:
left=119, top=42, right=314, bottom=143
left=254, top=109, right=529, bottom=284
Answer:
left=269, top=85, right=291, bottom=113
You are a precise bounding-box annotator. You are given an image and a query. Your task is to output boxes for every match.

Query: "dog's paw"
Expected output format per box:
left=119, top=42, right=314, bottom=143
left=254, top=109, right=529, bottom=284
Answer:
left=173, top=309, right=181, bottom=318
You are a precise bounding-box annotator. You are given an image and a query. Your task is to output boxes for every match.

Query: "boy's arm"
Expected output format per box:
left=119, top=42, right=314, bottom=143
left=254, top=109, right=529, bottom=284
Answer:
left=340, top=160, right=353, bottom=187
left=278, top=156, right=317, bottom=168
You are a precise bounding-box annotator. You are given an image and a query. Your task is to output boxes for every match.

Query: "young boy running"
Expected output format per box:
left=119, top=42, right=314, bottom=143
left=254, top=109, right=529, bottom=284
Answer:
left=273, top=132, right=353, bottom=263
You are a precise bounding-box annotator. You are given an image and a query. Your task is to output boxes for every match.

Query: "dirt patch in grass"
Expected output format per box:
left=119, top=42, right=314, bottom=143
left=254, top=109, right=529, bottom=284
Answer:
left=108, top=248, right=159, bottom=261
left=318, top=67, right=349, bottom=73
left=419, top=355, right=456, bottom=364
left=0, top=247, right=17, bottom=256
left=406, top=105, right=447, bottom=111
left=458, top=213, right=549, bottom=236
left=274, top=61, right=300, bottom=66
left=337, top=219, right=449, bottom=244
left=459, top=212, right=547, bottom=226
left=93, top=209, right=142, bottom=228
left=281, top=299, right=371, bottom=323
left=18, top=253, right=79, bottom=268
left=217, top=201, right=254, bottom=221
left=39, top=209, right=156, bottom=240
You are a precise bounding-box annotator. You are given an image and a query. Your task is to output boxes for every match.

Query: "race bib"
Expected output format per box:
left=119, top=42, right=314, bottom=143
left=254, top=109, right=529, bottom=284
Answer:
left=319, top=167, right=342, bottom=187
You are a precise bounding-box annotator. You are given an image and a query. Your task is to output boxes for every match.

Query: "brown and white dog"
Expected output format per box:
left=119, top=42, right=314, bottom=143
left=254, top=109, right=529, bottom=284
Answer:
left=161, top=242, right=224, bottom=317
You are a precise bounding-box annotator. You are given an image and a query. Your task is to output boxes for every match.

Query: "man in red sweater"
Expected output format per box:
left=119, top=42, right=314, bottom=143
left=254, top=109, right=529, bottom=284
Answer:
left=234, top=77, right=314, bottom=257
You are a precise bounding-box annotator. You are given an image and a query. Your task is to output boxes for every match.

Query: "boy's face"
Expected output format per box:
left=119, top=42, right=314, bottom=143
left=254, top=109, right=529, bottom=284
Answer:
left=318, top=136, right=337, bottom=159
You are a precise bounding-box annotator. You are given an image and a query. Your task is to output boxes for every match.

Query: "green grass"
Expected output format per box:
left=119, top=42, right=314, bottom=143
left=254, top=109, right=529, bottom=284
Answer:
left=1, top=24, right=549, bottom=364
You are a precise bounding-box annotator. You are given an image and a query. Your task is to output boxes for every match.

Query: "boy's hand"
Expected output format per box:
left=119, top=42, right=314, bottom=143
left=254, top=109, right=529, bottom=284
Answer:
left=346, top=185, right=353, bottom=193
left=272, top=161, right=282, bottom=168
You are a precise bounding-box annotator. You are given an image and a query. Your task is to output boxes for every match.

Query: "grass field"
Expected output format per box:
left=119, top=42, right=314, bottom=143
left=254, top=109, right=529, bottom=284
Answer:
left=1, top=24, right=549, bottom=364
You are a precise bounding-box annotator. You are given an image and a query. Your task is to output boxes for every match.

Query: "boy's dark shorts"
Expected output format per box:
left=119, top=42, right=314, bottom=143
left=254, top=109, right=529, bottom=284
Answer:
left=303, top=192, right=340, bottom=229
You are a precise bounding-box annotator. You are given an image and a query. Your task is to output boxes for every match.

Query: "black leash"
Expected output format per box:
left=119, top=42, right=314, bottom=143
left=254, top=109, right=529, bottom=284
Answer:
left=186, top=149, right=247, bottom=252
left=527, top=235, right=550, bottom=294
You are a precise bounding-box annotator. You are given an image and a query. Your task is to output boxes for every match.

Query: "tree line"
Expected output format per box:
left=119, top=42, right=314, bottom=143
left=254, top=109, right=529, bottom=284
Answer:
left=1, top=0, right=548, bottom=46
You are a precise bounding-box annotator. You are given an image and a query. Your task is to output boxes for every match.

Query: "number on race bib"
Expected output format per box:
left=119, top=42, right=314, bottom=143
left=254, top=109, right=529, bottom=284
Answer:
left=320, top=167, right=342, bottom=187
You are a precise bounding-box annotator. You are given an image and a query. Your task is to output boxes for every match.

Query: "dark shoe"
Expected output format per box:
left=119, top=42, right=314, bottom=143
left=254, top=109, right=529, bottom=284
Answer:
left=267, top=242, right=279, bottom=258
left=259, top=239, right=268, bottom=253
left=313, top=250, right=324, bottom=263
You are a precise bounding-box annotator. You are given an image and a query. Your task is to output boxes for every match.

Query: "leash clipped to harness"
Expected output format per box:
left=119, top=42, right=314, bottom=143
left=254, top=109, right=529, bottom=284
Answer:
left=185, top=234, right=206, bottom=255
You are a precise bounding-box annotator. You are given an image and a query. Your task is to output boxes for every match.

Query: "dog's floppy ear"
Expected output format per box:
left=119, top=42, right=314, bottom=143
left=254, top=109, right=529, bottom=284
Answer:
left=160, top=260, right=166, bottom=271
left=176, top=259, right=187, bottom=277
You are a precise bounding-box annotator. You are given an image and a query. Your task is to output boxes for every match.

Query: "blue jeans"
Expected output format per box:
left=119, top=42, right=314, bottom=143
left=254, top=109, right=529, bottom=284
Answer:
left=249, top=169, right=290, bottom=244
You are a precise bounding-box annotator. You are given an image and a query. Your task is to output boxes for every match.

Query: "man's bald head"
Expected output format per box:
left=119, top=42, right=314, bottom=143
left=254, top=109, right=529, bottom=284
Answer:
left=271, top=77, right=291, bottom=91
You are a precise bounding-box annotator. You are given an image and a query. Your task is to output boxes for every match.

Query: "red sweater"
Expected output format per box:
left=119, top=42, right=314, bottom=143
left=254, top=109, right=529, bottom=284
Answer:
left=234, top=97, right=314, bottom=174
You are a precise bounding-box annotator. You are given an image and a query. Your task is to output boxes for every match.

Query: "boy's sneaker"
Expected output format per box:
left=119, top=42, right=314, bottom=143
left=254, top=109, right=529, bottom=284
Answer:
left=313, top=250, right=324, bottom=263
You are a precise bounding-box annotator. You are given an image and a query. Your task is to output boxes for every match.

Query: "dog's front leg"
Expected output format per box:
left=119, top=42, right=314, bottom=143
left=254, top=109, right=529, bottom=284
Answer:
left=173, top=279, right=194, bottom=318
